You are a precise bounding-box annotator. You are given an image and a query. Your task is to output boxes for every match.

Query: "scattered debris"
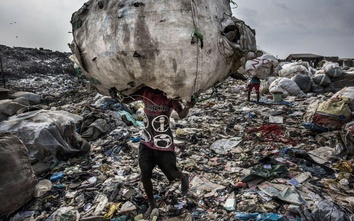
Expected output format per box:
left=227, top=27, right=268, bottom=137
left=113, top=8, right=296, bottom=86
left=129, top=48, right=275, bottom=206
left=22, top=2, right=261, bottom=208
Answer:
left=1, top=45, right=354, bottom=220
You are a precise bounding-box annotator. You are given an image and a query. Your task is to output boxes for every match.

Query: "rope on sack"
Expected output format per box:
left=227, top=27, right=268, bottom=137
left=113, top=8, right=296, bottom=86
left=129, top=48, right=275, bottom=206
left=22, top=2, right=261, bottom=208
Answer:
left=320, top=74, right=326, bottom=86
left=189, top=1, right=231, bottom=103
left=334, top=67, right=337, bottom=77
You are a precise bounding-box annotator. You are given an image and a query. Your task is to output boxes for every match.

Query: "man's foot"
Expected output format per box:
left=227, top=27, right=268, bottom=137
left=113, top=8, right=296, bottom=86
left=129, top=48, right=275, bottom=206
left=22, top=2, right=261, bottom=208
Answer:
left=144, top=205, right=155, bottom=219
left=150, top=208, right=159, bottom=220
left=181, top=173, right=189, bottom=195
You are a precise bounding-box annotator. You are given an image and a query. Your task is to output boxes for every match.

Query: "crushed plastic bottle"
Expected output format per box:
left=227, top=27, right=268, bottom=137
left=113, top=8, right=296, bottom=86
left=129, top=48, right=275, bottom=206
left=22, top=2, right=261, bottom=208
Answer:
left=223, top=191, right=236, bottom=211
left=49, top=172, right=64, bottom=182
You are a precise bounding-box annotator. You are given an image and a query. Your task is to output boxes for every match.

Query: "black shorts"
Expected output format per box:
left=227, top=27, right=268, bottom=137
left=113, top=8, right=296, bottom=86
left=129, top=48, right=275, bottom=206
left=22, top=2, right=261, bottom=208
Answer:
left=138, top=143, right=180, bottom=182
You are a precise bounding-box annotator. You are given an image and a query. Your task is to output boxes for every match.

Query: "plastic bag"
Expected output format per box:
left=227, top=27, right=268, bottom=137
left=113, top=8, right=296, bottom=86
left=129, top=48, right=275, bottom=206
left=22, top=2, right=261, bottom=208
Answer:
left=312, top=73, right=331, bottom=87
left=291, top=73, right=312, bottom=92
left=310, top=200, right=350, bottom=221
left=316, top=98, right=352, bottom=123
left=0, top=110, right=90, bottom=160
left=210, top=137, right=242, bottom=154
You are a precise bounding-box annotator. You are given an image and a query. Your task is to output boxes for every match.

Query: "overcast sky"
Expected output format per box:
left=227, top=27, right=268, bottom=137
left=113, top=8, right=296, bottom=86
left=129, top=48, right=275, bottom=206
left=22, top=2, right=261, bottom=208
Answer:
left=1, top=0, right=353, bottom=59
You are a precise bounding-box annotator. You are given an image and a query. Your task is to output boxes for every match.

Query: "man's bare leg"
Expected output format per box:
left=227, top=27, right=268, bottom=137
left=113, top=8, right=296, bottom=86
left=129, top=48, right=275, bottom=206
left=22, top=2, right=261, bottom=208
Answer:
left=180, top=172, right=189, bottom=195
left=142, top=179, right=155, bottom=219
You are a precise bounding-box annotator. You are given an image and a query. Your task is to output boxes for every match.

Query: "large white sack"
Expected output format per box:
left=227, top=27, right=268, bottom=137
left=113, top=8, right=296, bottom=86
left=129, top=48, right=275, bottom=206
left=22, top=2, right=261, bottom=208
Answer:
left=269, top=77, right=306, bottom=98
left=278, top=61, right=311, bottom=78
left=69, top=0, right=256, bottom=100
left=322, top=61, right=345, bottom=78
left=244, top=54, right=279, bottom=79
left=269, top=78, right=289, bottom=97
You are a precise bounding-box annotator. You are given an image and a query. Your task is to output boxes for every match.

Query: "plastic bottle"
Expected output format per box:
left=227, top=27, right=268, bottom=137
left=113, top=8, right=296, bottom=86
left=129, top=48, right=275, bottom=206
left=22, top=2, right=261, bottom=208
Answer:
left=50, top=172, right=64, bottom=182
left=223, top=191, right=236, bottom=211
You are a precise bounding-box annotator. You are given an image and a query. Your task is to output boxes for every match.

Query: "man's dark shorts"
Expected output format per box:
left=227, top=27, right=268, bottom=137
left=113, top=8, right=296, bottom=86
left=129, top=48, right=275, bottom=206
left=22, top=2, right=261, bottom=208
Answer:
left=138, top=143, right=180, bottom=182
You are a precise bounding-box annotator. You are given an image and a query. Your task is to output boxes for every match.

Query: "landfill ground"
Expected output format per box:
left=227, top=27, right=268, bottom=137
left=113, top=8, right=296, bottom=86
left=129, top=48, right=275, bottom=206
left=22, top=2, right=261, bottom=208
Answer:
left=1, top=45, right=354, bottom=221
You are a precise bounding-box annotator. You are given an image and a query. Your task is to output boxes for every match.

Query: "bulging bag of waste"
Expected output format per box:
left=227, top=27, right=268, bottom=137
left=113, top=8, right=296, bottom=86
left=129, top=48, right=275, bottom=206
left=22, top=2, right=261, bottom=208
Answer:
left=316, top=98, right=352, bottom=123
left=69, top=0, right=256, bottom=100
left=312, top=72, right=332, bottom=87
left=332, top=86, right=354, bottom=110
left=269, top=77, right=305, bottom=98
left=244, top=54, right=279, bottom=79
left=322, top=61, right=345, bottom=78
left=291, top=73, right=312, bottom=92
left=307, top=97, right=353, bottom=131
left=0, top=133, right=37, bottom=218
left=278, top=61, right=311, bottom=78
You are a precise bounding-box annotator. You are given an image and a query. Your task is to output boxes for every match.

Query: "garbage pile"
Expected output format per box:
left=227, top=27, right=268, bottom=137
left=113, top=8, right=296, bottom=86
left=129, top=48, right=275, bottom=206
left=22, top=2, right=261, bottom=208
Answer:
left=282, top=60, right=346, bottom=94
left=2, top=45, right=354, bottom=220
left=2, top=35, right=354, bottom=221
left=0, top=44, right=74, bottom=79
left=244, top=54, right=354, bottom=100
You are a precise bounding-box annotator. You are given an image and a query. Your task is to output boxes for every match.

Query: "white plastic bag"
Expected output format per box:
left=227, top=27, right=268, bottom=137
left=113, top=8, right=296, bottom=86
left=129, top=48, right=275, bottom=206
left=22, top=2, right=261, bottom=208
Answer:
left=0, top=110, right=90, bottom=160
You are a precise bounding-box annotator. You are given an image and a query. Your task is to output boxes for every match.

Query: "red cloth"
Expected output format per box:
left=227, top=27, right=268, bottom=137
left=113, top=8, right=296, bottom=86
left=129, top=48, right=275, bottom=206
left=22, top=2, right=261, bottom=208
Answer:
left=313, top=113, right=344, bottom=130
left=247, top=83, right=260, bottom=92
left=247, top=124, right=297, bottom=146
